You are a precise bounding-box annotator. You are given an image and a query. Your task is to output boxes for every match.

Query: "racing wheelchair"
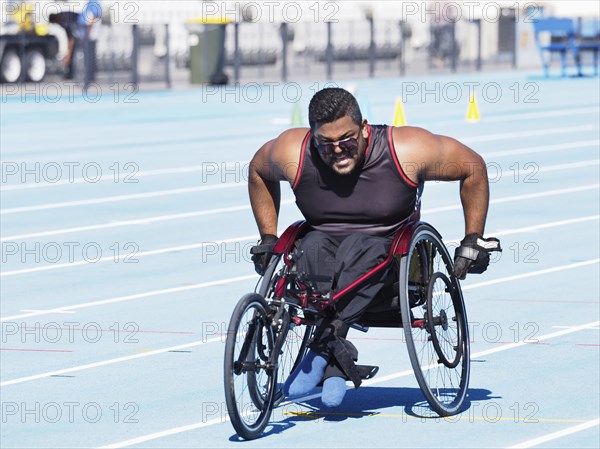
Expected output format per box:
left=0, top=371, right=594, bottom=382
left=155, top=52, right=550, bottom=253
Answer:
left=223, top=212, right=470, bottom=440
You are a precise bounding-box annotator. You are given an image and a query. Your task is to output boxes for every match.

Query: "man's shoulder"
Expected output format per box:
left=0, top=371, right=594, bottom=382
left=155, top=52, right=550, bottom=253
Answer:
left=389, top=125, right=431, bottom=140
left=389, top=126, right=439, bottom=178
left=275, top=127, right=310, bottom=146
left=269, top=127, right=310, bottom=159
left=389, top=125, right=439, bottom=152
left=366, top=124, right=431, bottom=144
left=253, top=128, right=309, bottom=182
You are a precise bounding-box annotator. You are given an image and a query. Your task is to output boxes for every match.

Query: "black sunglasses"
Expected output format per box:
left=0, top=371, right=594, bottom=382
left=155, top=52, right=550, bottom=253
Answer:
left=314, top=135, right=360, bottom=155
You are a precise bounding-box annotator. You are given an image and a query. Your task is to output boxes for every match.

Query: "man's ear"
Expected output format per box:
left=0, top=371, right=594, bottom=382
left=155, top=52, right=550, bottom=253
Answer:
left=361, top=120, right=369, bottom=138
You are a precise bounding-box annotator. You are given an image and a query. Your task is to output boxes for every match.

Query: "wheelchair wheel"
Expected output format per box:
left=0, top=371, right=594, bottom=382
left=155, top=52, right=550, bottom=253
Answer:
left=399, top=223, right=470, bottom=416
left=257, top=254, right=314, bottom=406
left=224, top=293, right=276, bottom=440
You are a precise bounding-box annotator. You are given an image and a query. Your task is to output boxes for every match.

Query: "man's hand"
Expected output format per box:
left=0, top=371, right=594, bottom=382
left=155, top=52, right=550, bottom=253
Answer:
left=250, top=234, right=278, bottom=276
left=453, top=234, right=501, bottom=280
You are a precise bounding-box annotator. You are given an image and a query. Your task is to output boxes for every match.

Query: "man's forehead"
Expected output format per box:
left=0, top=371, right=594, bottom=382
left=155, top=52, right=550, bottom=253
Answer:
left=315, top=117, right=359, bottom=139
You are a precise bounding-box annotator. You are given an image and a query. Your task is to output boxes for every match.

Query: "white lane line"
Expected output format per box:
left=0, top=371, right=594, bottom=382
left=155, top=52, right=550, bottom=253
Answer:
left=0, top=337, right=223, bottom=387
left=20, top=309, right=76, bottom=314
left=482, top=139, right=598, bottom=158
left=430, top=107, right=600, bottom=128
left=96, top=319, right=600, bottom=449
left=97, top=417, right=229, bottom=449
left=491, top=215, right=600, bottom=237
left=0, top=200, right=296, bottom=242
left=489, top=184, right=599, bottom=206
left=443, top=215, right=600, bottom=245
left=461, top=259, right=600, bottom=292
left=2, top=260, right=597, bottom=385
left=421, top=183, right=599, bottom=216
left=1, top=274, right=257, bottom=322
left=1, top=217, right=597, bottom=318
left=461, top=124, right=597, bottom=144
left=0, top=162, right=251, bottom=192
left=0, top=183, right=247, bottom=215
left=477, top=107, right=599, bottom=124
left=0, top=235, right=257, bottom=277
left=506, top=418, right=600, bottom=449
left=526, top=159, right=599, bottom=173
left=469, top=319, right=600, bottom=359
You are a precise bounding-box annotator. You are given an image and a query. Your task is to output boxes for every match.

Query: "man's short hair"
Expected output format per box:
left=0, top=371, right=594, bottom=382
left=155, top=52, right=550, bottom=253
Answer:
left=308, top=88, right=362, bottom=129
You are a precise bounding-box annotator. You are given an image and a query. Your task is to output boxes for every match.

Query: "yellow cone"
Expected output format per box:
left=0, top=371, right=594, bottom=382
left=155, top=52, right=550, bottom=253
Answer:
left=466, top=93, right=480, bottom=122
left=392, top=97, right=406, bottom=126
left=291, top=101, right=303, bottom=126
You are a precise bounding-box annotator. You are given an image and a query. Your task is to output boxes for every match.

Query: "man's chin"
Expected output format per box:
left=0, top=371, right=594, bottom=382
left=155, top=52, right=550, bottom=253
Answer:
left=331, top=161, right=356, bottom=175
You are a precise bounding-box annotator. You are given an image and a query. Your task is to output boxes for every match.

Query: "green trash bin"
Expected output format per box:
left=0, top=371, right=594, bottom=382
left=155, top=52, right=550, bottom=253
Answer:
left=186, top=18, right=230, bottom=84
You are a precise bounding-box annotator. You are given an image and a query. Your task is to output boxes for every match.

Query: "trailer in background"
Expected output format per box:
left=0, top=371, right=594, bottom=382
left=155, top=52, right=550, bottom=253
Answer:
left=0, top=32, right=59, bottom=83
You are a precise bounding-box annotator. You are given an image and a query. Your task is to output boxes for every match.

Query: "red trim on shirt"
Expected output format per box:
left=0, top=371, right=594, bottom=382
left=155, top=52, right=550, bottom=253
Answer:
left=292, top=131, right=311, bottom=190
left=361, top=124, right=373, bottom=165
left=387, top=126, right=418, bottom=188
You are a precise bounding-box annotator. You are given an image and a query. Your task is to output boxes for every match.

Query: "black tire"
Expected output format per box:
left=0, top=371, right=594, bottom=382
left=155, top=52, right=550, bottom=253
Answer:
left=399, top=223, right=470, bottom=416
left=257, top=253, right=313, bottom=406
left=25, top=48, right=46, bottom=82
left=224, top=294, right=276, bottom=440
left=0, top=48, right=22, bottom=83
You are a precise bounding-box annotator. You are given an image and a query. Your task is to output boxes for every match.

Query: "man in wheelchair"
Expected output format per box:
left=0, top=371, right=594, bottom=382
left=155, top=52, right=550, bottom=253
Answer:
left=248, top=87, right=500, bottom=408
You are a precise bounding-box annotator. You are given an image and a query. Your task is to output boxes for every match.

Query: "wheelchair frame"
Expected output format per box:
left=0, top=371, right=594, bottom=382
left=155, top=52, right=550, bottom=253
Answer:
left=224, top=218, right=470, bottom=440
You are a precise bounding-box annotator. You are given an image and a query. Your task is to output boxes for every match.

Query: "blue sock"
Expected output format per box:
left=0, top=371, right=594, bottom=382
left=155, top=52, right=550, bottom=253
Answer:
left=321, top=376, right=347, bottom=407
left=283, top=350, right=328, bottom=397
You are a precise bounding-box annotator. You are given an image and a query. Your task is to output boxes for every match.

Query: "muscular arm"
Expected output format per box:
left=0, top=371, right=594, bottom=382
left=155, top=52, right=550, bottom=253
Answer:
left=248, top=140, right=282, bottom=237
left=248, top=130, right=305, bottom=237
left=394, top=127, right=489, bottom=235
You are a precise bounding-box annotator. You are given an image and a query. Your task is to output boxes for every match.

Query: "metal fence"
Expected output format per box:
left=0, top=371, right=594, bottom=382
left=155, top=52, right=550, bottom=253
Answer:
left=53, top=14, right=529, bottom=92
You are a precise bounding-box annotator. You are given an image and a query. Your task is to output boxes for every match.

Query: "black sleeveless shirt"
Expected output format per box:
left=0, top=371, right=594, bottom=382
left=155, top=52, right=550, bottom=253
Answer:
left=292, top=124, right=419, bottom=240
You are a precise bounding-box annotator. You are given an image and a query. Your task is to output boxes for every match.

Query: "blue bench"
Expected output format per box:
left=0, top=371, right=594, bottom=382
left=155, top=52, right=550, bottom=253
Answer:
left=533, top=17, right=600, bottom=77
left=573, top=17, right=600, bottom=76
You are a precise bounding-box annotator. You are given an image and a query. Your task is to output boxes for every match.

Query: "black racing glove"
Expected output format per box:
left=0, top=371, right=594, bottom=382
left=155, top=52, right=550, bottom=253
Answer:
left=453, top=233, right=502, bottom=280
left=250, top=234, right=278, bottom=276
